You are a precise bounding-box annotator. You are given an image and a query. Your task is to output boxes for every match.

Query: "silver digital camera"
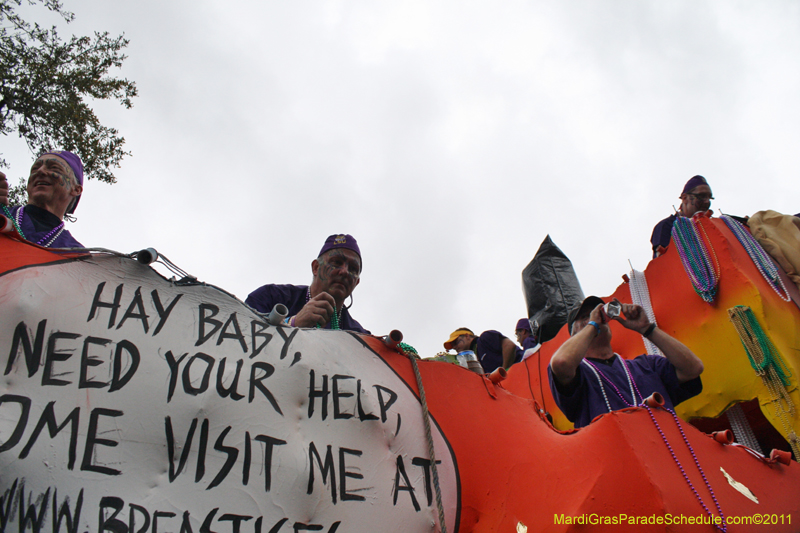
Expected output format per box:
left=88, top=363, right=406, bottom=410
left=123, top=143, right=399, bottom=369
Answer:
left=604, top=301, right=621, bottom=319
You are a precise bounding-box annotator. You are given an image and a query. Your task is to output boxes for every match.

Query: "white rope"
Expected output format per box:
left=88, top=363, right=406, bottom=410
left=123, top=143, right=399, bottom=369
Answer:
left=628, top=269, right=664, bottom=356
left=725, top=403, right=762, bottom=454
left=408, top=355, right=447, bottom=533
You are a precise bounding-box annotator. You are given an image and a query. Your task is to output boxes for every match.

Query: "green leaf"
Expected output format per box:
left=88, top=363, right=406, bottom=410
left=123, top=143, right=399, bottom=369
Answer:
left=0, top=0, right=137, bottom=186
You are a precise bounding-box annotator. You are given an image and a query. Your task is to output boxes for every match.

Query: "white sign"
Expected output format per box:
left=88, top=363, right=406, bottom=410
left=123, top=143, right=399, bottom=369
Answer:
left=0, top=254, right=458, bottom=533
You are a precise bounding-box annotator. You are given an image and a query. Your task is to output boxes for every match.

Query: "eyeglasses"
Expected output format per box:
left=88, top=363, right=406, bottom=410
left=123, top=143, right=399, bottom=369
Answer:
left=688, top=193, right=714, bottom=201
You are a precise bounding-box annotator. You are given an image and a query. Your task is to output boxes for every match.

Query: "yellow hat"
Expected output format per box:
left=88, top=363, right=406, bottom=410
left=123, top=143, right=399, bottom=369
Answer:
left=444, top=328, right=474, bottom=350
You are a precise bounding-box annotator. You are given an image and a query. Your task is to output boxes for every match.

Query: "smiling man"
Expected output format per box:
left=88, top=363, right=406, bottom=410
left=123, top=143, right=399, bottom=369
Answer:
left=0, top=150, right=84, bottom=248
left=650, top=175, right=714, bottom=258
left=246, top=234, right=370, bottom=333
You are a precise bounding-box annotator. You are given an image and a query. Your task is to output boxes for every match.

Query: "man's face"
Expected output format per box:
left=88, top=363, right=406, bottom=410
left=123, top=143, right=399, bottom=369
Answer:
left=571, top=313, right=592, bottom=336
left=515, top=329, right=530, bottom=344
left=452, top=334, right=473, bottom=352
left=312, top=248, right=361, bottom=301
left=571, top=310, right=611, bottom=342
left=26, top=155, right=81, bottom=216
left=679, top=184, right=713, bottom=217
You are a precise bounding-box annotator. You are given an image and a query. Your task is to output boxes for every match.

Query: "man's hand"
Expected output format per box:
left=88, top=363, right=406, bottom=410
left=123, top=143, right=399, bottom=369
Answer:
left=293, top=291, right=336, bottom=328
left=550, top=303, right=609, bottom=385
left=0, top=172, right=8, bottom=206
left=612, top=300, right=651, bottom=334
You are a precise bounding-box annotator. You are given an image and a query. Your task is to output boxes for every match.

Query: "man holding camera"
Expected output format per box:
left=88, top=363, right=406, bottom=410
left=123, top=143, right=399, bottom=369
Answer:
left=548, top=296, right=704, bottom=428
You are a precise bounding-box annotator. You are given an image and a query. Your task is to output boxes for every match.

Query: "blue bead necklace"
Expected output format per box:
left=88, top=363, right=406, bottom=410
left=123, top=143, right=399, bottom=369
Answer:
left=672, top=216, right=719, bottom=303
left=721, top=215, right=790, bottom=302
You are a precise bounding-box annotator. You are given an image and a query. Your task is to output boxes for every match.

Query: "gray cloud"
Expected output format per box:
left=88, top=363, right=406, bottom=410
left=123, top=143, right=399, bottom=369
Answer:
left=5, top=0, right=799, bottom=356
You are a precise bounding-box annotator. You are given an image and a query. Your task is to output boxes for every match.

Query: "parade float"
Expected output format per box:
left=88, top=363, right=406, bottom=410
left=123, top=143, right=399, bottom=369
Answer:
left=506, top=212, right=800, bottom=458
left=1, top=211, right=799, bottom=533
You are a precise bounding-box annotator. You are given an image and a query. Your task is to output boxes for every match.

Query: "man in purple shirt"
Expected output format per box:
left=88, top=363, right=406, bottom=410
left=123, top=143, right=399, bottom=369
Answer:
left=515, top=318, right=538, bottom=349
left=650, top=175, right=713, bottom=258
left=548, top=296, right=703, bottom=428
left=515, top=318, right=539, bottom=360
left=0, top=150, right=84, bottom=248
left=443, top=327, right=519, bottom=374
left=246, top=234, right=369, bottom=333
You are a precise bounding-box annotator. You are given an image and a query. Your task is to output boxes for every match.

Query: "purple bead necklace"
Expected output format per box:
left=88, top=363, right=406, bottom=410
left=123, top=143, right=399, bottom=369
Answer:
left=583, top=356, right=641, bottom=410
left=645, top=407, right=727, bottom=532
left=584, top=355, right=726, bottom=531
left=11, top=206, right=65, bottom=247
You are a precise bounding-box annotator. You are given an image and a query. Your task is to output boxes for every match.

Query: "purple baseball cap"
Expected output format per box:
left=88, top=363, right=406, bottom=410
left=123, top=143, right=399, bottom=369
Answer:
left=681, top=175, right=709, bottom=195
left=516, top=318, right=532, bottom=331
left=318, top=234, right=361, bottom=263
left=42, top=150, right=84, bottom=214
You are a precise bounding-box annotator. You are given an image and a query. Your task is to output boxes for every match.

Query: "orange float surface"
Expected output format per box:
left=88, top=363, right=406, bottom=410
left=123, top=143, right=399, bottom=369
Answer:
left=506, top=215, right=800, bottom=448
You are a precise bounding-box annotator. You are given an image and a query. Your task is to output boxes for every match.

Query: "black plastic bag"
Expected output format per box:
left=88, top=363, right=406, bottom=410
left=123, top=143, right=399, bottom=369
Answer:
left=522, top=235, right=584, bottom=343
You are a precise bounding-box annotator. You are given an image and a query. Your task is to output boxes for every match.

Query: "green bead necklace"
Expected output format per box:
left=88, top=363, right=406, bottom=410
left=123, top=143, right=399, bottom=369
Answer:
left=1, top=204, right=26, bottom=239
left=328, top=308, right=340, bottom=330
left=307, top=287, right=341, bottom=330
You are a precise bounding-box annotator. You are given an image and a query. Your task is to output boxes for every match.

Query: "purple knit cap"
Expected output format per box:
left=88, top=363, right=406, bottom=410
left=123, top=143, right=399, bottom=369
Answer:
left=516, top=318, right=532, bottom=331
left=319, top=234, right=361, bottom=263
left=682, top=175, right=709, bottom=195
left=41, top=150, right=84, bottom=214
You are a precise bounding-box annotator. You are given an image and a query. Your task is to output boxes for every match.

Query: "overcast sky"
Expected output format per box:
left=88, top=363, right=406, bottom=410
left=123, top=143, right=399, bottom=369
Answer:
left=5, top=0, right=800, bottom=357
